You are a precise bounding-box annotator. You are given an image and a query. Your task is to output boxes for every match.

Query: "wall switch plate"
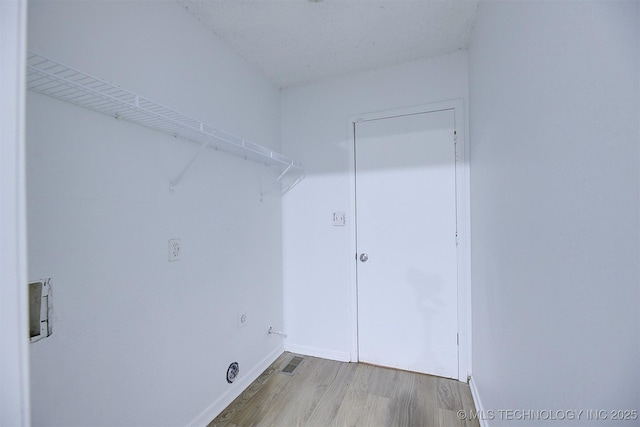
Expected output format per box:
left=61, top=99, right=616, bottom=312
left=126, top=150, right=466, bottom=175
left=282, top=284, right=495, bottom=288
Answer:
left=168, top=239, right=182, bottom=261
left=332, top=212, right=346, bottom=226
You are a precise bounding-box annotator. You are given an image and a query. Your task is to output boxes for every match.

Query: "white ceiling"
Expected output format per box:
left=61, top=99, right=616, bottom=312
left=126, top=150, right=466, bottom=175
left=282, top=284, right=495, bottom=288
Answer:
left=178, top=0, right=478, bottom=88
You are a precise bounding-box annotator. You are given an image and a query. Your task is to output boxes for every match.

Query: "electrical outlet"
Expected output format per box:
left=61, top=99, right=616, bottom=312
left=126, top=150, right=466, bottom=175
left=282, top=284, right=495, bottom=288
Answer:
left=168, top=239, right=182, bottom=261
left=238, top=312, right=247, bottom=328
left=332, top=212, right=346, bottom=226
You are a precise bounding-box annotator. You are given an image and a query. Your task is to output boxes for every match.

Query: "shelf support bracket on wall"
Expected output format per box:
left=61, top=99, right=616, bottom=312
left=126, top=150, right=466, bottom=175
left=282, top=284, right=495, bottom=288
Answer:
left=260, top=163, right=305, bottom=199
left=275, top=164, right=293, bottom=183
left=170, top=142, right=209, bottom=193
left=282, top=172, right=305, bottom=194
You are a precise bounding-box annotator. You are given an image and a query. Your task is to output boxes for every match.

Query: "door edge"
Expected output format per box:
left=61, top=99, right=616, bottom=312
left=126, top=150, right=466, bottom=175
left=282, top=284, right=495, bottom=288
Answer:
left=346, top=99, right=471, bottom=382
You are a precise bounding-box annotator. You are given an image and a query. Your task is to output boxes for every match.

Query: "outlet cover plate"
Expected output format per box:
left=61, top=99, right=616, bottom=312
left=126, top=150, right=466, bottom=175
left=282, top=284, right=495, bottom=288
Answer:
left=168, top=239, right=182, bottom=261
left=238, top=312, right=247, bottom=327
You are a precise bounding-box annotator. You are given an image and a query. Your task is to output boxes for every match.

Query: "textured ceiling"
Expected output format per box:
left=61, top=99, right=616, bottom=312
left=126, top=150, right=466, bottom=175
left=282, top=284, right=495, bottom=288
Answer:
left=178, top=0, right=478, bottom=88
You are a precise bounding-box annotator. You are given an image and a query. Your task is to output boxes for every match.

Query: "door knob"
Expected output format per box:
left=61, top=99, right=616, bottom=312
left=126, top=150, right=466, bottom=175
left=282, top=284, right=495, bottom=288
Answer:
left=359, top=253, right=369, bottom=262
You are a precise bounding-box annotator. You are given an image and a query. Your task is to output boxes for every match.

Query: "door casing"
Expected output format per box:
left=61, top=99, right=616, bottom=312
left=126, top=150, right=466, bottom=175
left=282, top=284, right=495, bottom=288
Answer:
left=347, top=99, right=470, bottom=382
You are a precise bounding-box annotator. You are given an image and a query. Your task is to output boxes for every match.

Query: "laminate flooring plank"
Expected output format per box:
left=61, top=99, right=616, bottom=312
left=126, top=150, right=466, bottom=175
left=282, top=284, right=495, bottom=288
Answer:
left=405, top=371, right=439, bottom=427
left=333, top=389, right=391, bottom=427
left=458, top=382, right=481, bottom=427
left=208, top=352, right=479, bottom=427
left=260, top=382, right=325, bottom=426
left=346, top=363, right=375, bottom=394
left=438, top=408, right=466, bottom=427
left=384, top=370, right=415, bottom=427
left=436, top=377, right=463, bottom=412
left=360, top=363, right=410, bottom=399
left=261, top=359, right=331, bottom=427
left=244, top=355, right=334, bottom=427
left=307, top=355, right=342, bottom=386
left=306, top=362, right=358, bottom=427
left=243, top=358, right=316, bottom=426
left=360, top=394, right=392, bottom=427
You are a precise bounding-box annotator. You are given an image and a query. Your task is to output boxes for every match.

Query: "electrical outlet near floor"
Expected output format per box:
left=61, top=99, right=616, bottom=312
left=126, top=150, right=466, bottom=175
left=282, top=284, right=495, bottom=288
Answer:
left=168, top=239, right=182, bottom=261
left=238, top=312, right=247, bottom=328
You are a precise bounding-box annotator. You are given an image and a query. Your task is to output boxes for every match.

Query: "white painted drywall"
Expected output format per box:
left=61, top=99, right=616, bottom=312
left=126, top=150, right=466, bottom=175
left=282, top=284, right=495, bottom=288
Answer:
left=0, top=0, right=30, bottom=425
left=27, top=1, right=284, bottom=425
left=469, top=1, right=639, bottom=425
left=281, top=52, right=468, bottom=360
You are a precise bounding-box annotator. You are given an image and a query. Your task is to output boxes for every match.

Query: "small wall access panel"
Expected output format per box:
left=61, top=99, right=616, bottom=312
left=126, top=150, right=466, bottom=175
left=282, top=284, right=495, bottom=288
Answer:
left=29, top=279, right=52, bottom=343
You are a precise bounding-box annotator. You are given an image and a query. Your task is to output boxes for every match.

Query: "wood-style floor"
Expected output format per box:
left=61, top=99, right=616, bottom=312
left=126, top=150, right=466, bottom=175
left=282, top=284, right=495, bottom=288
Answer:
left=209, top=352, right=480, bottom=427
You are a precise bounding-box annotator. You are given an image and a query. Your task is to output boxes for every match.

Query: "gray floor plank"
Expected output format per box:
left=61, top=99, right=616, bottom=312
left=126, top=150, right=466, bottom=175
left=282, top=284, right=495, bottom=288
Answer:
left=209, top=352, right=478, bottom=427
left=458, top=382, right=481, bottom=427
left=407, top=370, right=439, bottom=427
left=437, top=377, right=463, bottom=411
left=306, top=362, right=358, bottom=427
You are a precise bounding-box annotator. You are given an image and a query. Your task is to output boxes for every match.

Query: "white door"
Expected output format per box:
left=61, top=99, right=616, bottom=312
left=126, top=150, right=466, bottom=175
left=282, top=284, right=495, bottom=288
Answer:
left=355, top=109, right=458, bottom=379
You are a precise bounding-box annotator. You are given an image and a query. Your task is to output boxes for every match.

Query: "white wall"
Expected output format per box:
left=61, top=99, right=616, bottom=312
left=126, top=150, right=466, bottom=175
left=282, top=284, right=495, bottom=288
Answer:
left=27, top=1, right=285, bottom=426
left=1, top=0, right=30, bottom=425
left=469, top=1, right=639, bottom=425
left=281, top=52, right=468, bottom=360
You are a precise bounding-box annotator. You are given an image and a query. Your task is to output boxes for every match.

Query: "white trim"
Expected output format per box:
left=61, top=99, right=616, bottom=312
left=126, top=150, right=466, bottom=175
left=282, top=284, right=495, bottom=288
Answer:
left=469, top=376, right=490, bottom=427
left=0, top=0, right=30, bottom=425
left=188, top=346, right=284, bottom=427
left=347, top=120, right=359, bottom=362
left=452, top=98, right=472, bottom=382
left=284, top=343, right=351, bottom=363
left=347, top=100, right=471, bottom=381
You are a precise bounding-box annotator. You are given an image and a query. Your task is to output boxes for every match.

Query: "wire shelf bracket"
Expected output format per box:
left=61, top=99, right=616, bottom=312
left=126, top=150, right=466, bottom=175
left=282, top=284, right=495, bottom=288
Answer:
left=26, top=50, right=304, bottom=194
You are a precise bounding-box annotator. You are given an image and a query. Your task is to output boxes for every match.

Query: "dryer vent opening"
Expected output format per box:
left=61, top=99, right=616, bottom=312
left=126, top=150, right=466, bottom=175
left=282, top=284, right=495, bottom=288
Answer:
left=226, top=362, right=239, bottom=383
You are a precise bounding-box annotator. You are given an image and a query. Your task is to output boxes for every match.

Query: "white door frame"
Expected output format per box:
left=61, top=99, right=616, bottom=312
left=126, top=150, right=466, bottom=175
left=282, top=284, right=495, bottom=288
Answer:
left=347, top=99, right=470, bottom=382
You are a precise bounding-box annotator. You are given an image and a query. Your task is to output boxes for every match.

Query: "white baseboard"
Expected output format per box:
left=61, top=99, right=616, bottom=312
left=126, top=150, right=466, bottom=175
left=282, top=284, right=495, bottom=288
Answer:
left=189, top=345, right=284, bottom=427
left=284, top=343, right=351, bottom=362
left=469, top=376, right=489, bottom=427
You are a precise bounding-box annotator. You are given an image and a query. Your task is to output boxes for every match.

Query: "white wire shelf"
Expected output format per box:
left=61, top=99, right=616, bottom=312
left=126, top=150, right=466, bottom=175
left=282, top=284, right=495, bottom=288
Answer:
left=26, top=50, right=304, bottom=194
